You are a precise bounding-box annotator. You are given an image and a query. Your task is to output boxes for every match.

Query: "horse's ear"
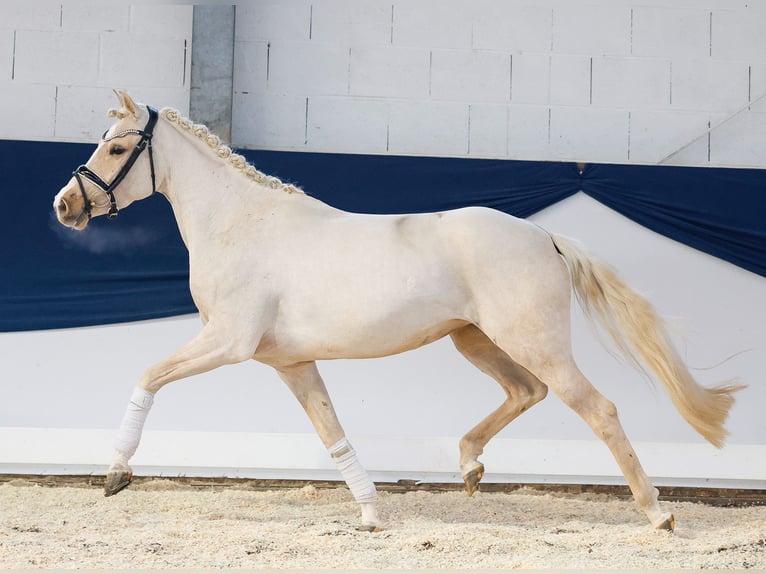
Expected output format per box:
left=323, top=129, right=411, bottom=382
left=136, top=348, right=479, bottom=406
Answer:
left=113, top=89, right=139, bottom=118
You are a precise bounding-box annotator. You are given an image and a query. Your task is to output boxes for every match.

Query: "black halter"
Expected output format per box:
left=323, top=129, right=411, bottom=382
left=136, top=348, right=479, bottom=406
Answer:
left=73, top=106, right=159, bottom=220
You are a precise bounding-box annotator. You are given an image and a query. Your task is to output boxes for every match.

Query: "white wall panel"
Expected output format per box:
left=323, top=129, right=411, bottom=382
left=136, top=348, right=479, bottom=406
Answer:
left=468, top=104, right=508, bottom=157
left=507, top=105, right=550, bottom=160
left=99, top=33, right=188, bottom=88
left=233, top=40, right=268, bottom=94
left=234, top=0, right=311, bottom=42
left=388, top=101, right=468, bottom=156
left=0, top=1, right=60, bottom=30
left=307, top=97, right=389, bottom=153
left=631, top=7, right=711, bottom=59
left=267, top=42, right=349, bottom=95
left=552, top=5, right=630, bottom=56
left=431, top=50, right=510, bottom=103
left=510, top=53, right=550, bottom=105
left=349, top=46, right=430, bottom=99
left=310, top=0, right=392, bottom=45
left=128, top=5, right=194, bottom=36
left=629, top=109, right=710, bottom=164
left=13, top=30, right=100, bottom=84
left=392, top=1, right=473, bottom=49
left=711, top=6, right=766, bottom=61
left=550, top=107, right=629, bottom=162
left=61, top=4, right=129, bottom=31
left=473, top=5, right=552, bottom=53
left=232, top=92, right=307, bottom=149
left=591, top=56, right=671, bottom=108
left=0, top=29, right=13, bottom=80
left=549, top=55, right=591, bottom=106
left=710, top=112, right=766, bottom=167
left=0, top=83, right=56, bottom=140
left=671, top=59, right=750, bottom=111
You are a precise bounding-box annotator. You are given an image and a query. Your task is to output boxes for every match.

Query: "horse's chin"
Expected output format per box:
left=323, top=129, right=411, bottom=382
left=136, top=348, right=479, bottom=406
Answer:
left=60, top=210, right=90, bottom=231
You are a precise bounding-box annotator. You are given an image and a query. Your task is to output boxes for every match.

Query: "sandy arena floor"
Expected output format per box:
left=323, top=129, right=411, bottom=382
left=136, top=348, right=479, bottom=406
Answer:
left=1, top=478, right=764, bottom=569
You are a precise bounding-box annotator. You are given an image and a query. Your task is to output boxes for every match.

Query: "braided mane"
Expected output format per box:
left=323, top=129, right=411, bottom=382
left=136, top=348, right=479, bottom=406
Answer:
left=155, top=107, right=303, bottom=194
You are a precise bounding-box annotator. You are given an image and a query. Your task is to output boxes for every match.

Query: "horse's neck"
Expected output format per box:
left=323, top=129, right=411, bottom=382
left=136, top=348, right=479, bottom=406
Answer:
left=157, top=124, right=284, bottom=248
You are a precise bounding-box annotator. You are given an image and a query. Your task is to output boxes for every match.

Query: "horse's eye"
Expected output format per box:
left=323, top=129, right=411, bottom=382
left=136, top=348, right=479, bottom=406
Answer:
left=110, top=145, right=126, bottom=156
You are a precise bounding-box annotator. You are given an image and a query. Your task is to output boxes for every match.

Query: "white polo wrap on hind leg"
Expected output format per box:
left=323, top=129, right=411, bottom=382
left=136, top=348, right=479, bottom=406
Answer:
left=329, top=438, right=377, bottom=503
left=113, top=387, right=155, bottom=459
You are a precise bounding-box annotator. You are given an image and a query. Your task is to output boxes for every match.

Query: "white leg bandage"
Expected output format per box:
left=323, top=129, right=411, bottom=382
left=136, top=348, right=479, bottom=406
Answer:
left=329, top=438, right=377, bottom=503
left=113, top=387, right=154, bottom=459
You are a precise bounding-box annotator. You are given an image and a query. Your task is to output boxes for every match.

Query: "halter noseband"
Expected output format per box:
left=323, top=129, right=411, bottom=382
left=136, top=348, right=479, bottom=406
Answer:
left=73, top=106, right=159, bottom=220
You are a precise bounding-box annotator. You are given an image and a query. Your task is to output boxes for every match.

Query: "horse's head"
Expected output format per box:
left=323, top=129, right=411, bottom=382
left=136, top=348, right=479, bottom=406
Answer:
left=53, top=90, right=159, bottom=230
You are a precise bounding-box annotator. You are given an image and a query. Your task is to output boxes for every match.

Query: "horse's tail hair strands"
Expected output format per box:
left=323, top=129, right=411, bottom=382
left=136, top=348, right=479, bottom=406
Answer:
left=550, top=234, right=746, bottom=449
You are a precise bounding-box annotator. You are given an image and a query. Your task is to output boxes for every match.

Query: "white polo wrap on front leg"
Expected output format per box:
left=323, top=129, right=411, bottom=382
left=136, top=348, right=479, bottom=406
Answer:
left=329, top=438, right=377, bottom=503
left=113, top=387, right=154, bottom=458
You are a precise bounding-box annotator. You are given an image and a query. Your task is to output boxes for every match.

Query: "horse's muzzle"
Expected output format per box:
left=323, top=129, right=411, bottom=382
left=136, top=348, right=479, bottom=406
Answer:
left=53, top=185, right=89, bottom=230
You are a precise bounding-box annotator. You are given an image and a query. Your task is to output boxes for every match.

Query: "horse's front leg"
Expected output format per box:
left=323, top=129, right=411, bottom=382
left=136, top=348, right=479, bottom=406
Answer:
left=105, top=322, right=256, bottom=496
left=276, top=361, right=383, bottom=532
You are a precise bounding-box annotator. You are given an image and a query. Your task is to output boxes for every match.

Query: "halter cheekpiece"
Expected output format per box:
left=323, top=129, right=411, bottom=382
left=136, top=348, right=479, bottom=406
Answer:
left=73, top=106, right=159, bottom=220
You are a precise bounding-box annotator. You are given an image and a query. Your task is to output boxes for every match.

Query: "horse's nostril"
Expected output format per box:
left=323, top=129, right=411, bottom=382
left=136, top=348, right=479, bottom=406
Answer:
left=56, top=198, right=68, bottom=214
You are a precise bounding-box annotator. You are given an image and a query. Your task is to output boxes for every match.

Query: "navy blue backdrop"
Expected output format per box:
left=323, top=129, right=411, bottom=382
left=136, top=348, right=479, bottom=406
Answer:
left=1, top=139, right=764, bottom=331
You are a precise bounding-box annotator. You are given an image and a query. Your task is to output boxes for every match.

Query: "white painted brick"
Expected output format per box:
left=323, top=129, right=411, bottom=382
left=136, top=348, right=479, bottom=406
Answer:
left=54, top=86, right=119, bottom=141
left=310, top=0, right=392, bottom=45
left=307, top=96, right=388, bottom=153
left=712, top=7, right=766, bottom=61
left=671, top=59, right=749, bottom=112
left=14, top=30, right=100, bottom=84
left=0, top=82, right=56, bottom=140
left=709, top=111, right=766, bottom=167
left=126, top=87, right=190, bottom=117
left=550, top=55, right=590, bottom=106
left=388, top=101, right=468, bottom=156
left=469, top=104, right=508, bottom=157
left=431, top=50, right=510, bottom=103
left=750, top=63, right=766, bottom=113
left=235, top=1, right=311, bottom=42
left=508, top=105, right=550, bottom=161
left=233, top=40, right=268, bottom=94
left=632, top=7, right=710, bottom=59
left=511, top=53, right=550, bottom=105
left=349, top=46, right=430, bottom=99
left=549, top=107, right=629, bottom=162
left=62, top=5, right=129, bottom=32
left=0, top=30, right=12, bottom=81
left=0, top=1, right=60, bottom=30
left=267, top=42, right=349, bottom=96
left=629, top=109, right=710, bottom=164
left=552, top=5, right=630, bottom=56
left=100, top=33, right=187, bottom=88
left=392, top=1, right=473, bottom=49
left=473, top=5, right=552, bottom=53
left=129, top=5, right=194, bottom=37
left=232, top=92, right=307, bottom=149
left=591, top=57, right=670, bottom=108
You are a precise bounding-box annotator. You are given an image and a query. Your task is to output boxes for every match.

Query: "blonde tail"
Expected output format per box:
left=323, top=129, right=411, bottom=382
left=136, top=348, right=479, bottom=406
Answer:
left=550, top=234, right=744, bottom=448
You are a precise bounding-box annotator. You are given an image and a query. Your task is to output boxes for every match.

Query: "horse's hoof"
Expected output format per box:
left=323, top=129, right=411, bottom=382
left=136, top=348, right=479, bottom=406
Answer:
left=104, top=469, right=133, bottom=497
left=356, top=524, right=385, bottom=533
left=462, top=463, right=484, bottom=497
left=655, top=514, right=675, bottom=532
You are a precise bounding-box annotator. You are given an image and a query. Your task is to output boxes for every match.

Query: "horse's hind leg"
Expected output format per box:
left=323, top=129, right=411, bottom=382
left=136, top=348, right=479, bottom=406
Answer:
left=528, top=356, right=675, bottom=530
left=275, top=361, right=383, bottom=532
left=450, top=325, right=548, bottom=496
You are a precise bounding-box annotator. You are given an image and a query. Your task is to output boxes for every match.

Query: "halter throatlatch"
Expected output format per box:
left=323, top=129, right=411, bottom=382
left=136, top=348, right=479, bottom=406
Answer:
left=74, top=106, right=159, bottom=220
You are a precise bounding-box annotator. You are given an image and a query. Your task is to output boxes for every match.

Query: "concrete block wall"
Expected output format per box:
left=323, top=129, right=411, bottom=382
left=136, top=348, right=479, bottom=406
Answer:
left=0, top=2, right=192, bottom=142
left=232, top=0, right=766, bottom=167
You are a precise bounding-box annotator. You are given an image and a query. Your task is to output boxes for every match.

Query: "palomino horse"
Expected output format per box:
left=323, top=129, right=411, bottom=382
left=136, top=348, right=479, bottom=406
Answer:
left=53, top=91, right=742, bottom=532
